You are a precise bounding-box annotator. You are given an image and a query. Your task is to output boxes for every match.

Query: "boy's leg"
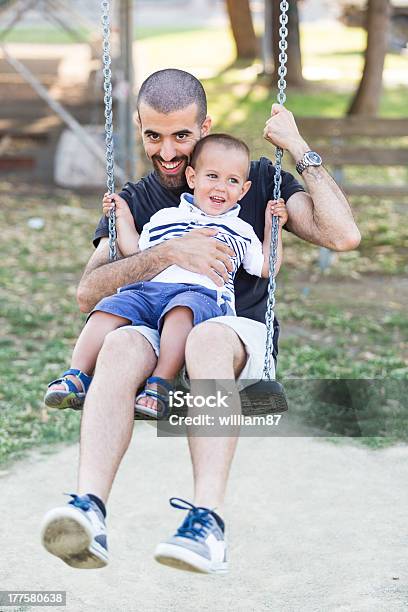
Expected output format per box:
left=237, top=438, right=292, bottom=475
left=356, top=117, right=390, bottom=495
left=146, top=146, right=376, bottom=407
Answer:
left=155, top=306, right=194, bottom=377
left=47, top=312, right=130, bottom=394
left=137, top=306, right=193, bottom=411
left=71, top=312, right=130, bottom=375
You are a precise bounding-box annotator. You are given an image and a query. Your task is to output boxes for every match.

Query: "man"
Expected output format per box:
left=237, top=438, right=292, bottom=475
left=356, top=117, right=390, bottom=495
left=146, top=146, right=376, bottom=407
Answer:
left=41, top=69, right=360, bottom=574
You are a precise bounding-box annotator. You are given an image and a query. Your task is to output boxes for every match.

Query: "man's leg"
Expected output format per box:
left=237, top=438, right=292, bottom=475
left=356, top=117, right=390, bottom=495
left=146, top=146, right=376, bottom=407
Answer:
left=77, top=328, right=157, bottom=502
left=154, top=322, right=246, bottom=574
left=184, top=321, right=246, bottom=516
left=41, top=328, right=157, bottom=568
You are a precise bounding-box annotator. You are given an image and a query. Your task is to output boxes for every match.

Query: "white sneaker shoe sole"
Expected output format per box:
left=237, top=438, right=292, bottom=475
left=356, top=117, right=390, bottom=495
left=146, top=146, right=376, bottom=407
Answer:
left=41, top=507, right=108, bottom=569
left=154, top=542, right=228, bottom=574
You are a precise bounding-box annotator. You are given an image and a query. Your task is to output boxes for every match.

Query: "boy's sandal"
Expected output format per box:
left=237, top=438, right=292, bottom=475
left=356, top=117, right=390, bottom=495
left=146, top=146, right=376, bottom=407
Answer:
left=44, top=368, right=93, bottom=410
left=134, top=376, right=173, bottom=419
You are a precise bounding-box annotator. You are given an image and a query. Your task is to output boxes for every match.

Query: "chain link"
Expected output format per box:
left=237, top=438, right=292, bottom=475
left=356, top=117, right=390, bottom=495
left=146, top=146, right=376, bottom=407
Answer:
left=263, top=0, right=289, bottom=380
left=101, top=0, right=117, bottom=262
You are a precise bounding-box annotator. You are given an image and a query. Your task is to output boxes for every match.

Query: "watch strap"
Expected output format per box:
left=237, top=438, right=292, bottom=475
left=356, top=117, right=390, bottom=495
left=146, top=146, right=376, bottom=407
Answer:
left=296, top=151, right=322, bottom=175
left=295, top=158, right=308, bottom=175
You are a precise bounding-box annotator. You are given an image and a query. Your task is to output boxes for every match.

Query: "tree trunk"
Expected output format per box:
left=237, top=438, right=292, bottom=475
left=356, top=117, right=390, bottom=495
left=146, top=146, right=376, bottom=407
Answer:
left=225, top=0, right=258, bottom=61
left=347, top=0, right=391, bottom=116
left=271, top=0, right=304, bottom=87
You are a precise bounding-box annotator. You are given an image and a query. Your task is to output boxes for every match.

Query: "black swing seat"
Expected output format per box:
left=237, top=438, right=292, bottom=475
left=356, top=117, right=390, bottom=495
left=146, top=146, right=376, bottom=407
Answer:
left=239, top=380, right=288, bottom=415
left=133, top=380, right=288, bottom=420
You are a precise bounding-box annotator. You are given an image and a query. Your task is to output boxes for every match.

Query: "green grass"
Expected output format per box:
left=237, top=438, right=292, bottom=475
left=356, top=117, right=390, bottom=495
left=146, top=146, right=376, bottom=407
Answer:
left=0, top=23, right=213, bottom=43
left=0, top=24, right=209, bottom=44
left=134, top=26, right=208, bottom=41
left=284, top=379, right=407, bottom=447
left=0, top=179, right=406, bottom=464
left=0, top=190, right=96, bottom=465
left=0, top=26, right=91, bottom=45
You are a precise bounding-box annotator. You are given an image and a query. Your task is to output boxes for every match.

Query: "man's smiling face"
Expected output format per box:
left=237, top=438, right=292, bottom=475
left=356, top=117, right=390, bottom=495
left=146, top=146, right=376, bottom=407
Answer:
left=138, top=102, right=211, bottom=190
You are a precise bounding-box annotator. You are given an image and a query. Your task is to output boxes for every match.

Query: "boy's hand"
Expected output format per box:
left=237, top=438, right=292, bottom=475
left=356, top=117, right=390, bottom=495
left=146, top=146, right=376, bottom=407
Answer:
left=265, top=198, right=288, bottom=229
left=102, top=192, right=133, bottom=222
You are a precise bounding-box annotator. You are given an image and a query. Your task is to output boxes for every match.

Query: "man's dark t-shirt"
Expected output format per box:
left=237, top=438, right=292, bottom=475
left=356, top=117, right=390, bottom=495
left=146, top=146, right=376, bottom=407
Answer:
left=93, top=157, right=305, bottom=359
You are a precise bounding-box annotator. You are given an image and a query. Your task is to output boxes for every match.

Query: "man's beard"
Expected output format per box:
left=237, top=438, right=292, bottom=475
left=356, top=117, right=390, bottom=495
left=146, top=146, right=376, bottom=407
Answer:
left=152, top=155, right=189, bottom=190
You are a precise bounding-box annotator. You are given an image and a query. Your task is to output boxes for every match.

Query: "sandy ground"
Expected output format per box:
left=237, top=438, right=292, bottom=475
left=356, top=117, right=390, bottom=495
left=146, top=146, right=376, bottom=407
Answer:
left=1, top=423, right=408, bottom=612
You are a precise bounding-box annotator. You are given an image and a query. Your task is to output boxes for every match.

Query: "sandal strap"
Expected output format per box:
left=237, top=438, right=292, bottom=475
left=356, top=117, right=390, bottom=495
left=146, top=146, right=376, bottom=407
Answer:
left=144, top=390, right=170, bottom=418
left=136, top=387, right=171, bottom=418
left=146, top=376, right=173, bottom=392
left=144, top=388, right=168, bottom=404
left=47, top=369, right=92, bottom=394
left=62, top=369, right=92, bottom=393
left=47, top=377, right=80, bottom=394
left=134, top=378, right=173, bottom=419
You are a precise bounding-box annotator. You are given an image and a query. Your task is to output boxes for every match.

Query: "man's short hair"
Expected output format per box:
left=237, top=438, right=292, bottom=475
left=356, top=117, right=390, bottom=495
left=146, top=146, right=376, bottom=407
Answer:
left=190, top=134, right=251, bottom=175
left=137, top=69, right=207, bottom=125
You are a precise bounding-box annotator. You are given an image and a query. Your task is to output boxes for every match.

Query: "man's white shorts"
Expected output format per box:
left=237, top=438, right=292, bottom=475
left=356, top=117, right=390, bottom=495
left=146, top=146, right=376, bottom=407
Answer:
left=122, top=315, right=275, bottom=390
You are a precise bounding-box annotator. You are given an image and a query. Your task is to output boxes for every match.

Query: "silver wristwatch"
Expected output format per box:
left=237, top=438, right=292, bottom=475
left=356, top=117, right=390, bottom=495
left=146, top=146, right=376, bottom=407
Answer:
left=295, top=151, right=322, bottom=175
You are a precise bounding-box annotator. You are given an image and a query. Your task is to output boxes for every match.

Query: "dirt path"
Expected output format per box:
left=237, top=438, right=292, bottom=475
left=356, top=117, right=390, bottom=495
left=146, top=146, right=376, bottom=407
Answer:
left=1, top=424, right=408, bottom=612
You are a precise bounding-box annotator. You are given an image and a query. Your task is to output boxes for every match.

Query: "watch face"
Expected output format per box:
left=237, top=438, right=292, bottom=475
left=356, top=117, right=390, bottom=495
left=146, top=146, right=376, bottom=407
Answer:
left=305, top=151, right=322, bottom=165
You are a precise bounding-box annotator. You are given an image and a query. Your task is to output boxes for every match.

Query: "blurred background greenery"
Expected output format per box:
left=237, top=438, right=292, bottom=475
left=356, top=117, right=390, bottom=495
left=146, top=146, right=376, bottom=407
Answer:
left=0, top=0, right=407, bottom=463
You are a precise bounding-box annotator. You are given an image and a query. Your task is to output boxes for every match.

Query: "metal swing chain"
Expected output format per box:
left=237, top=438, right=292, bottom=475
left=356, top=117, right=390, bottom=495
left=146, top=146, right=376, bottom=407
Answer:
left=263, top=0, right=289, bottom=380
left=101, top=0, right=117, bottom=262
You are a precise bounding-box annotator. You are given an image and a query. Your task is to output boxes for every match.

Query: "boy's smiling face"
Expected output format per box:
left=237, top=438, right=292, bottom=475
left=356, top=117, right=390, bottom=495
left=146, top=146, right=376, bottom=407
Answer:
left=185, top=142, right=252, bottom=216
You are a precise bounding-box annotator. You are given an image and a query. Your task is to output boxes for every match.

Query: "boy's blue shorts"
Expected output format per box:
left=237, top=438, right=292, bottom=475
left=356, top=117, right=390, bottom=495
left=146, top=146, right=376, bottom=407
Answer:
left=89, top=281, right=234, bottom=333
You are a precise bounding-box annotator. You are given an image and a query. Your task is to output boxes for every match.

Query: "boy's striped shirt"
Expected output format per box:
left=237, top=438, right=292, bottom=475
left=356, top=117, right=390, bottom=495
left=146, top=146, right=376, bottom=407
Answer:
left=138, top=193, right=264, bottom=312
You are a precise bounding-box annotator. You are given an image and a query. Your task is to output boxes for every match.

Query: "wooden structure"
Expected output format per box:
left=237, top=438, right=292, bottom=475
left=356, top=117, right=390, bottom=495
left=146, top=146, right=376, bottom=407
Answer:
left=296, top=117, right=408, bottom=198
left=0, top=0, right=135, bottom=182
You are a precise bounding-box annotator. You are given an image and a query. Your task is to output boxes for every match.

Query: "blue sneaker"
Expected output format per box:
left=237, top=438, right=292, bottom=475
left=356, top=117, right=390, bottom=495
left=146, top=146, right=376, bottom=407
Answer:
left=41, top=494, right=108, bottom=569
left=154, top=498, right=228, bottom=574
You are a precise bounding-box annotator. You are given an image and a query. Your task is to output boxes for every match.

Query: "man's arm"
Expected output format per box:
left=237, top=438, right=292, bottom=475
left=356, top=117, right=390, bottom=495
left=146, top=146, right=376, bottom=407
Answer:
left=264, top=104, right=361, bottom=252
left=77, top=230, right=235, bottom=313
left=76, top=237, right=167, bottom=312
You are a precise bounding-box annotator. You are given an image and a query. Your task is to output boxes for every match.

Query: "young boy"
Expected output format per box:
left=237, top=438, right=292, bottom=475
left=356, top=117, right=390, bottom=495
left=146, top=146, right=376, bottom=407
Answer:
left=44, top=134, right=288, bottom=418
